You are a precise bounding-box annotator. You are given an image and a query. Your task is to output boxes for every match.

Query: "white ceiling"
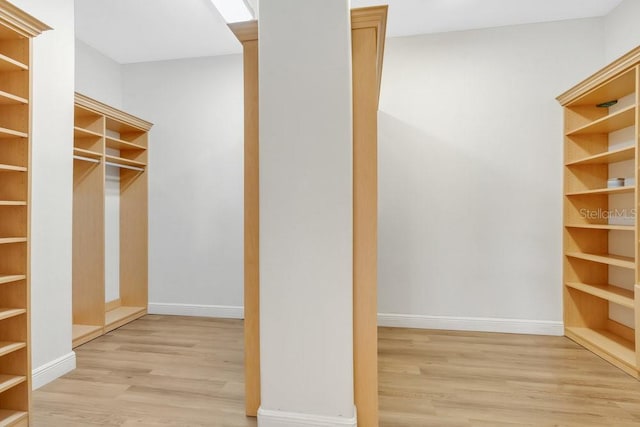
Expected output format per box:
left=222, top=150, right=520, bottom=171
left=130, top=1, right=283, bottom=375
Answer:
left=75, top=0, right=624, bottom=64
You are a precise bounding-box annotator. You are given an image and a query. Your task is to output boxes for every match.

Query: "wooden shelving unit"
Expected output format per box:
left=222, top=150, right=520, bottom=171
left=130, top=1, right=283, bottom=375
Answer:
left=558, top=46, right=640, bottom=378
left=72, top=93, right=151, bottom=349
left=0, top=2, right=49, bottom=425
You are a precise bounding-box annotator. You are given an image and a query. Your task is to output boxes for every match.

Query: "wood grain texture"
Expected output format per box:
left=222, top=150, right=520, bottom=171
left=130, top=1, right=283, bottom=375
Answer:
left=228, top=22, right=260, bottom=417
left=352, top=25, right=379, bottom=427
left=242, top=39, right=260, bottom=418
left=31, top=316, right=640, bottom=427
left=33, top=316, right=255, bottom=427
left=72, top=156, right=105, bottom=328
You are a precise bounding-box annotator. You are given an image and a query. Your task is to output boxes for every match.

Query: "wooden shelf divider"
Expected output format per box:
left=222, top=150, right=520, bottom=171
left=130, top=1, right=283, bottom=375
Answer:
left=566, top=105, right=636, bottom=136
left=565, top=146, right=635, bottom=166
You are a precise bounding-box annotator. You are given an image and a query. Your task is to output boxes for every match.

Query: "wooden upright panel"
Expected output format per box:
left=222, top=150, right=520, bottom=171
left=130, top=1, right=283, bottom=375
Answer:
left=228, top=20, right=260, bottom=417
left=351, top=6, right=386, bottom=425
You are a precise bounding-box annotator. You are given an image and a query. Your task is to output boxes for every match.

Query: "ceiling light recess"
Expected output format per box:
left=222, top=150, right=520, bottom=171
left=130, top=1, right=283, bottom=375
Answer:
left=210, top=0, right=255, bottom=23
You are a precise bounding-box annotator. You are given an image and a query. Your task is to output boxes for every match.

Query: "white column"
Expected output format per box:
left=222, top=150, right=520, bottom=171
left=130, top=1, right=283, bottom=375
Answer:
left=258, top=0, right=355, bottom=426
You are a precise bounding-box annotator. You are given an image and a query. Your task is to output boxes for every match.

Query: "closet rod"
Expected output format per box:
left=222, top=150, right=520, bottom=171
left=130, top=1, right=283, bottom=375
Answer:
left=105, top=161, right=144, bottom=172
left=73, top=155, right=100, bottom=164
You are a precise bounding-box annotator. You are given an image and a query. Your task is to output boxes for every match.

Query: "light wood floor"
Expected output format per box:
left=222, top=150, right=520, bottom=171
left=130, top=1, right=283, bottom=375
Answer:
left=32, top=315, right=640, bottom=426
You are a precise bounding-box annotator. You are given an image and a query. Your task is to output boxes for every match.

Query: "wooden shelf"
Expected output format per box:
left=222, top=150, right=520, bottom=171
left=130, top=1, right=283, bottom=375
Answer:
left=73, top=126, right=102, bottom=139
left=565, top=327, right=636, bottom=372
left=565, top=224, right=634, bottom=231
left=565, top=146, right=635, bottom=166
left=568, top=67, right=636, bottom=107
left=0, top=90, right=26, bottom=105
left=567, top=105, right=635, bottom=136
left=0, top=375, right=25, bottom=394
left=105, top=155, right=146, bottom=168
left=0, top=164, right=25, bottom=173
left=0, top=238, right=26, bottom=245
left=0, top=308, right=25, bottom=322
left=106, top=136, right=145, bottom=151
left=565, top=282, right=634, bottom=308
left=105, top=306, right=146, bottom=333
left=72, top=324, right=103, bottom=348
left=0, top=275, right=24, bottom=285
left=565, top=186, right=634, bottom=196
left=0, top=410, right=27, bottom=425
left=565, top=252, right=635, bottom=269
left=73, top=147, right=102, bottom=159
left=0, top=342, right=25, bottom=358
left=0, top=53, right=27, bottom=72
left=0, top=127, right=26, bottom=139
left=0, top=201, right=25, bottom=206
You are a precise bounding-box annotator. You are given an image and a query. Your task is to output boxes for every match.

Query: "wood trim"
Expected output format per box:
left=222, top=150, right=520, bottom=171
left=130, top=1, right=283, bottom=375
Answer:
left=351, top=6, right=387, bottom=103
left=352, top=25, right=380, bottom=427
left=227, top=21, right=258, bottom=42
left=0, top=0, right=50, bottom=37
left=557, top=45, right=640, bottom=106
left=242, top=39, right=260, bottom=417
left=104, top=299, right=121, bottom=312
left=74, top=93, right=153, bottom=132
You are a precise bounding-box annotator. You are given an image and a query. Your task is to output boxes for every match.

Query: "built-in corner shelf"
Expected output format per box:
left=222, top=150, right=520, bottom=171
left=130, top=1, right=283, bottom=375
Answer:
left=0, top=238, right=26, bottom=245
left=565, top=146, right=635, bottom=166
left=105, top=155, right=146, bottom=169
left=106, top=136, right=146, bottom=151
left=0, top=275, right=25, bottom=285
left=565, top=186, right=635, bottom=196
left=0, top=409, right=28, bottom=426
left=565, top=252, right=635, bottom=269
left=0, top=89, right=27, bottom=106
left=559, top=48, right=640, bottom=379
left=0, top=342, right=25, bottom=358
left=0, top=375, right=25, bottom=394
left=565, top=327, right=636, bottom=376
left=0, top=164, right=26, bottom=172
left=0, top=53, right=27, bottom=72
left=565, top=224, right=634, bottom=231
left=0, top=308, right=26, bottom=322
left=105, top=306, right=146, bottom=333
left=566, top=105, right=636, bottom=136
left=72, top=324, right=103, bottom=348
left=565, top=282, right=634, bottom=308
left=0, top=127, right=27, bottom=139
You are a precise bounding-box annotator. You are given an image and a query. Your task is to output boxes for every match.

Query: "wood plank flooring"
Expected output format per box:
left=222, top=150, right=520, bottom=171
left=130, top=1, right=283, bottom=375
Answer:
left=32, top=315, right=640, bottom=426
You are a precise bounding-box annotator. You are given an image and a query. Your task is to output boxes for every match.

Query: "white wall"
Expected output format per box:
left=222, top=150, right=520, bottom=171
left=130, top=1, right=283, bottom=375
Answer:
left=258, top=0, right=355, bottom=424
left=376, top=18, right=605, bottom=334
left=604, top=0, right=640, bottom=63
left=11, top=0, right=76, bottom=386
left=122, top=55, right=244, bottom=315
left=75, top=39, right=123, bottom=109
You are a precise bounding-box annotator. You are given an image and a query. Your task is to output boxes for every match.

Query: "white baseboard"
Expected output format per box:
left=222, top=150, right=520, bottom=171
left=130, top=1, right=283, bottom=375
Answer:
left=378, top=313, right=564, bottom=336
left=32, top=351, right=76, bottom=390
left=258, top=407, right=357, bottom=427
left=148, top=302, right=244, bottom=319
